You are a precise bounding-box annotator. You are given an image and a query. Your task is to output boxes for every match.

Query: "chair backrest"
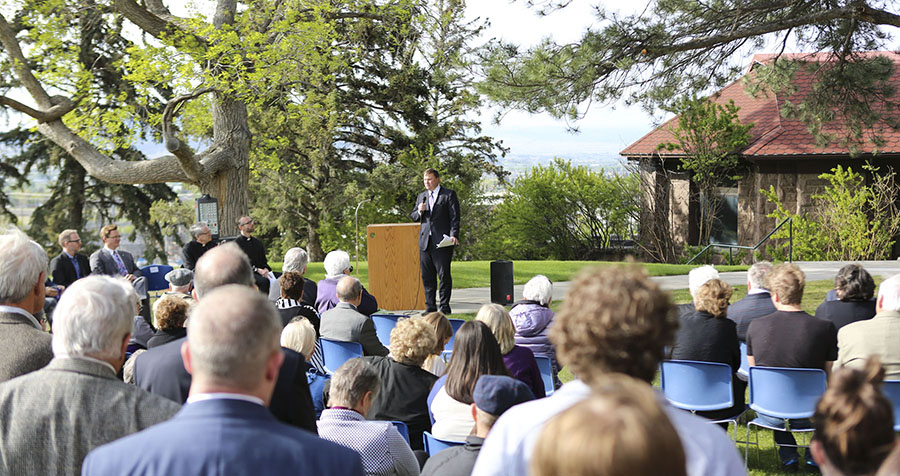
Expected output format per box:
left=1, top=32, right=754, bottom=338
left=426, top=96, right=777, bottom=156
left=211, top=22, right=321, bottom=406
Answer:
left=445, top=319, right=465, bottom=351
left=391, top=421, right=410, bottom=444
left=883, top=380, right=900, bottom=431
left=738, top=341, right=749, bottom=377
left=748, top=366, right=827, bottom=420
left=423, top=431, right=464, bottom=455
left=319, top=338, right=363, bottom=374
left=535, top=355, right=555, bottom=396
left=140, top=264, right=174, bottom=292
left=660, top=360, right=734, bottom=412
left=371, top=314, right=403, bottom=347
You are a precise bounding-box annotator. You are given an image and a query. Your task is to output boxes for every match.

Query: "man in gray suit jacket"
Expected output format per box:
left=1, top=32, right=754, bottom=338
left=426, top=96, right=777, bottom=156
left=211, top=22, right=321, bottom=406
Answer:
left=320, top=277, right=388, bottom=357
left=0, top=229, right=53, bottom=383
left=89, top=224, right=148, bottom=300
left=0, top=276, right=180, bottom=475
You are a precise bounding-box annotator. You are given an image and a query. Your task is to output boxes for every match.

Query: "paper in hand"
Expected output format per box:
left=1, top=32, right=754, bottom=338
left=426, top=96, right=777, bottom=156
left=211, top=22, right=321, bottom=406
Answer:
left=437, top=234, right=456, bottom=248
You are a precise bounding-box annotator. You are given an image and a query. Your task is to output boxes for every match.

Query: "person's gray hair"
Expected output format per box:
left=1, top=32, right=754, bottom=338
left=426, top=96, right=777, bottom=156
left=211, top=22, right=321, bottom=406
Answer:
left=188, top=222, right=209, bottom=240
left=877, top=274, right=900, bottom=312
left=323, top=250, right=350, bottom=278
left=523, top=275, right=553, bottom=305
left=283, top=247, right=310, bottom=274
left=747, top=261, right=772, bottom=290
left=688, top=265, right=719, bottom=296
left=51, top=276, right=137, bottom=361
left=188, top=285, right=282, bottom=388
left=336, top=276, right=362, bottom=302
left=193, top=243, right=254, bottom=298
left=329, top=358, right=381, bottom=408
left=0, top=228, right=49, bottom=304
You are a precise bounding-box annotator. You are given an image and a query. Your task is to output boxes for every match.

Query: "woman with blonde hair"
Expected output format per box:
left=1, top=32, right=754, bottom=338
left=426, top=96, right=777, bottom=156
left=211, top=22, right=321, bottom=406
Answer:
left=281, top=317, right=329, bottom=418
left=476, top=303, right=545, bottom=398
left=421, top=311, right=452, bottom=376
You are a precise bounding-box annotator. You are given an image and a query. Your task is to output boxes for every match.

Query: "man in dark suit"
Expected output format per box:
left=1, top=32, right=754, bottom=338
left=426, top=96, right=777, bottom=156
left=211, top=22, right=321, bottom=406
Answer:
left=83, top=285, right=363, bottom=476
left=49, top=229, right=90, bottom=288
left=411, top=168, right=460, bottom=314
left=133, top=243, right=318, bottom=432
left=727, top=261, right=776, bottom=341
left=0, top=276, right=180, bottom=475
left=89, top=224, right=147, bottom=300
left=0, top=229, right=52, bottom=383
left=320, top=277, right=388, bottom=357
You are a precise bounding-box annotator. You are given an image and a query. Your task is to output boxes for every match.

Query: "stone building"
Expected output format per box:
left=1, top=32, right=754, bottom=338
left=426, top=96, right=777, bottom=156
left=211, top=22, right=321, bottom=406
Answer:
left=620, top=52, right=900, bottom=261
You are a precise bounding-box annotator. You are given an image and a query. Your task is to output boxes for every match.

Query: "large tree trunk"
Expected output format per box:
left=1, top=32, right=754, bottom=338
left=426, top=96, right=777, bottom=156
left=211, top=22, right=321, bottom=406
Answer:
left=307, top=214, right=324, bottom=261
left=204, top=95, right=251, bottom=237
left=65, top=158, right=86, bottom=229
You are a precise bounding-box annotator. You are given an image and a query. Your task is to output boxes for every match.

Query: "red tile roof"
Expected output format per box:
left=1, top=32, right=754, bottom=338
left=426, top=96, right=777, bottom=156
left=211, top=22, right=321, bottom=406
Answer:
left=620, top=52, right=900, bottom=158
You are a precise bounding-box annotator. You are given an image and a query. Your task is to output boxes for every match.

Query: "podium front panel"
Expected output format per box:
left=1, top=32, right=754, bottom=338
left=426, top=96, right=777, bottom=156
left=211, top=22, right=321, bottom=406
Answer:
left=367, top=223, right=425, bottom=311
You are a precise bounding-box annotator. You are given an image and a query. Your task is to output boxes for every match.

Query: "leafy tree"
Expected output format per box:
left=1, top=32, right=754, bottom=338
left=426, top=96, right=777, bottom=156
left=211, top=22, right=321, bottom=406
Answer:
left=489, top=159, right=638, bottom=260
left=477, top=0, right=900, bottom=147
left=659, top=96, right=753, bottom=245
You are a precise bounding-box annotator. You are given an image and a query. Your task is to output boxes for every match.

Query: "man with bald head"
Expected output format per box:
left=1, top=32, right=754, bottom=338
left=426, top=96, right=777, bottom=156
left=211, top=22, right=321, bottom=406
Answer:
left=320, top=276, right=388, bottom=357
left=83, top=286, right=363, bottom=475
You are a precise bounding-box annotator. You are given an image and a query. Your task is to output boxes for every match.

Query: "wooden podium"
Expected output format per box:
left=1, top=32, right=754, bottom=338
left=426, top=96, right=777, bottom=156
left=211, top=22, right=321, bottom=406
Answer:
left=367, top=223, right=425, bottom=311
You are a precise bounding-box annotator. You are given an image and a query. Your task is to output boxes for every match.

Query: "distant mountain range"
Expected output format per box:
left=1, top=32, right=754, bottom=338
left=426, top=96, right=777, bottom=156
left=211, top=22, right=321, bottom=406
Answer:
left=498, top=152, right=631, bottom=176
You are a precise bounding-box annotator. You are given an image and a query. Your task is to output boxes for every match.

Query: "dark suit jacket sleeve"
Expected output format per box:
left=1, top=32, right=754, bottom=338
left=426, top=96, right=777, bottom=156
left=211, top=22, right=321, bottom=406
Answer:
left=126, top=252, right=142, bottom=277
left=358, top=288, right=379, bottom=316
left=89, top=251, right=107, bottom=275
left=410, top=192, right=425, bottom=222
left=49, top=254, right=68, bottom=286
left=448, top=189, right=460, bottom=238
left=360, top=319, right=389, bottom=356
left=269, top=348, right=318, bottom=434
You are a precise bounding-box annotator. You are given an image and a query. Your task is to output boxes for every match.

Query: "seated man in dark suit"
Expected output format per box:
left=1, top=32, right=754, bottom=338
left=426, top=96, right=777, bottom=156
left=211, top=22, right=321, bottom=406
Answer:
left=133, top=243, right=318, bottom=432
left=727, top=261, right=776, bottom=341
left=49, top=229, right=90, bottom=289
left=83, top=285, right=363, bottom=476
left=320, top=276, right=388, bottom=357
left=89, top=224, right=147, bottom=300
left=0, top=276, right=180, bottom=475
left=182, top=222, right=216, bottom=271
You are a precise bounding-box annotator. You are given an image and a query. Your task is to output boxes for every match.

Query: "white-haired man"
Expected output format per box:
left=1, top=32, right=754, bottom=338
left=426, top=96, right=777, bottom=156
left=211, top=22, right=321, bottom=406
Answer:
left=83, top=286, right=363, bottom=476
left=727, top=261, right=776, bottom=341
left=0, top=228, right=53, bottom=382
left=316, top=250, right=378, bottom=316
left=283, top=247, right=317, bottom=307
left=0, top=276, right=180, bottom=474
left=677, top=265, right=720, bottom=316
left=835, top=274, right=900, bottom=379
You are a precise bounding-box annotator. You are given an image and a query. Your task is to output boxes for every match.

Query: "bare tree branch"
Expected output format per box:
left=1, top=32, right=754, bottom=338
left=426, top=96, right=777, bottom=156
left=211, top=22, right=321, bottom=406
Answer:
left=0, top=95, right=74, bottom=123
left=0, top=14, right=53, bottom=108
left=162, top=87, right=215, bottom=183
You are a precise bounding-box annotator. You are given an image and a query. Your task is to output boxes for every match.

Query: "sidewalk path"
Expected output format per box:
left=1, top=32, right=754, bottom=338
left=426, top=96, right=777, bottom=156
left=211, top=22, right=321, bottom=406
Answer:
left=444, top=260, right=900, bottom=314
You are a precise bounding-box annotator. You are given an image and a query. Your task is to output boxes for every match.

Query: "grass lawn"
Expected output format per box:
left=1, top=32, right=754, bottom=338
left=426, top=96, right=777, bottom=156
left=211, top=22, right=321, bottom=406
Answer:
left=271, top=260, right=749, bottom=289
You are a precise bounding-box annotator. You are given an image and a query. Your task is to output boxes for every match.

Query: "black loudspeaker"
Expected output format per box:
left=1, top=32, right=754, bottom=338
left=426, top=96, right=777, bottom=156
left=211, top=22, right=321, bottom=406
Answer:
left=490, top=260, right=514, bottom=305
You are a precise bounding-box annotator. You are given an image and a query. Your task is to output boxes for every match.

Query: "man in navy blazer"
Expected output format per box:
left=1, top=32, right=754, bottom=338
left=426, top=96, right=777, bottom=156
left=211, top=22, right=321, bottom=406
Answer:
left=410, top=168, right=460, bottom=314
left=82, top=285, right=363, bottom=476
left=49, top=229, right=90, bottom=288
left=727, top=261, right=776, bottom=341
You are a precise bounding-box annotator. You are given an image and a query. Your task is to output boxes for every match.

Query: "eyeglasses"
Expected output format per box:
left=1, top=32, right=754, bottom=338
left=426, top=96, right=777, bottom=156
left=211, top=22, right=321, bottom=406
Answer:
left=107, top=234, right=121, bottom=239
left=239, top=220, right=254, bottom=226
left=67, top=239, right=82, bottom=243
left=348, top=266, right=354, bottom=273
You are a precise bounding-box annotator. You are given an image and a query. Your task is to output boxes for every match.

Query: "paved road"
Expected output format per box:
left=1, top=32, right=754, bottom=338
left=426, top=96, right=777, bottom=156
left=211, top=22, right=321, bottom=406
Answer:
left=440, top=260, right=900, bottom=315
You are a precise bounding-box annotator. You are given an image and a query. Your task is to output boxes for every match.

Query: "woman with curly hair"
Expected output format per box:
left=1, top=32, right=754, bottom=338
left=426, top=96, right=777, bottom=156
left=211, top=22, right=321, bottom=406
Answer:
left=670, top=278, right=744, bottom=421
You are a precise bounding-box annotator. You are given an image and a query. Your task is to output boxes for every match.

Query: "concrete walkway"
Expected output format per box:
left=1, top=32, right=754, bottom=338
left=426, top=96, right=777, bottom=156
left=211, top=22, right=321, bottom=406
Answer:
left=443, top=261, right=900, bottom=314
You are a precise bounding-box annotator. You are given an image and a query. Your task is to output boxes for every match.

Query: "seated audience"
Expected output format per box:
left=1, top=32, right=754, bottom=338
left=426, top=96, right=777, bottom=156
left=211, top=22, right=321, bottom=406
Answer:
left=276, top=271, right=320, bottom=332
left=162, top=268, right=193, bottom=301
left=320, top=276, right=388, bottom=357
left=146, top=295, right=189, bottom=349
left=727, top=261, right=776, bottom=341
left=318, top=359, right=419, bottom=476
left=678, top=265, right=719, bottom=316
left=281, top=317, right=329, bottom=418
left=83, top=285, right=363, bottom=475
left=811, top=357, right=895, bottom=476
left=422, top=375, right=534, bottom=476
left=476, top=304, right=544, bottom=398
left=509, top=274, right=559, bottom=388
left=671, top=279, right=745, bottom=421
left=472, top=265, right=745, bottom=476
left=746, top=263, right=838, bottom=471
left=431, top=321, right=510, bottom=441
left=362, top=317, right=438, bottom=451
left=49, top=228, right=90, bottom=288
left=815, top=263, right=877, bottom=330
left=531, top=374, right=687, bottom=476
left=836, top=273, right=900, bottom=378
left=422, top=312, right=452, bottom=377
left=283, top=247, right=317, bottom=307
left=181, top=221, right=216, bottom=271
left=0, top=276, right=180, bottom=475
left=233, top=215, right=278, bottom=299
left=0, top=229, right=53, bottom=382
left=317, top=250, right=378, bottom=316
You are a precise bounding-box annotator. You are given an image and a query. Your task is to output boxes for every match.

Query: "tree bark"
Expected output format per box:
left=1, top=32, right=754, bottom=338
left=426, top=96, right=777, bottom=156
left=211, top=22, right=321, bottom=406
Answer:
left=306, top=214, right=324, bottom=261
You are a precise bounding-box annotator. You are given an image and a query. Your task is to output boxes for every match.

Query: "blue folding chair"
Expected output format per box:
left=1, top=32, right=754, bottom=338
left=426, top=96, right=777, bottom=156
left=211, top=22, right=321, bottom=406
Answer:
left=140, top=264, right=174, bottom=297
left=445, top=319, right=465, bottom=351
left=371, top=314, right=403, bottom=347
left=745, top=366, right=827, bottom=465
left=535, top=356, right=555, bottom=396
left=883, top=380, right=900, bottom=431
left=319, top=338, right=363, bottom=375
left=391, top=421, right=410, bottom=445
left=423, top=431, right=465, bottom=456
left=660, top=360, right=745, bottom=441
left=738, top=341, right=750, bottom=378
